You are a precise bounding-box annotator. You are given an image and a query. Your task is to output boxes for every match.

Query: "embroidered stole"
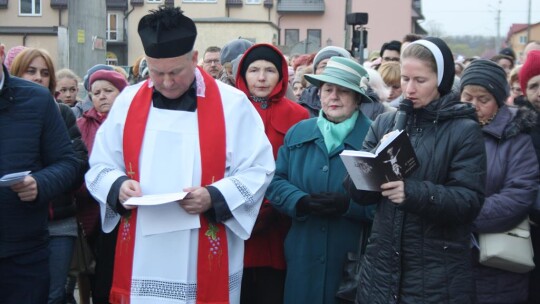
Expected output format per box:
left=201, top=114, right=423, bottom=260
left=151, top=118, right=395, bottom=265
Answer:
left=111, top=69, right=229, bottom=304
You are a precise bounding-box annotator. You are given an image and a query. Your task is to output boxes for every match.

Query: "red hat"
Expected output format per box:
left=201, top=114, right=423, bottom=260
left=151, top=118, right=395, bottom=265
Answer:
left=519, top=50, right=540, bottom=92
left=89, top=70, right=128, bottom=92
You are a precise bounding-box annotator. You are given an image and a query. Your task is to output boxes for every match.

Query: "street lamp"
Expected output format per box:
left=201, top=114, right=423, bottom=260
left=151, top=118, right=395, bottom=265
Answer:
left=346, top=12, right=369, bottom=64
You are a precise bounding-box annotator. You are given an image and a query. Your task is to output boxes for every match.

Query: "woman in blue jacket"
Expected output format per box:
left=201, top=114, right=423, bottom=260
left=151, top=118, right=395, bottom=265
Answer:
left=460, top=59, right=539, bottom=303
left=266, top=57, right=374, bottom=304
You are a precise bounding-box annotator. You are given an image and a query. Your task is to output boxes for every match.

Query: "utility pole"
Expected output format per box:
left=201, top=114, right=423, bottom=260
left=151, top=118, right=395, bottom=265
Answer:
left=345, top=0, right=352, bottom=51
left=527, top=0, right=532, bottom=42
left=495, top=0, right=501, bottom=53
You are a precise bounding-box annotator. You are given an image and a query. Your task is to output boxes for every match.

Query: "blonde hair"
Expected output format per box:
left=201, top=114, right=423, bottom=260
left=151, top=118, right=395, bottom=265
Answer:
left=111, top=65, right=129, bottom=80
left=378, top=62, right=401, bottom=87
left=56, top=68, right=81, bottom=85
left=508, top=64, right=522, bottom=85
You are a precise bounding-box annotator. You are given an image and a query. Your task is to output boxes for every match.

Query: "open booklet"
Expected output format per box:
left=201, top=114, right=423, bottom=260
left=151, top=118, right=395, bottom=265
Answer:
left=340, top=129, right=418, bottom=191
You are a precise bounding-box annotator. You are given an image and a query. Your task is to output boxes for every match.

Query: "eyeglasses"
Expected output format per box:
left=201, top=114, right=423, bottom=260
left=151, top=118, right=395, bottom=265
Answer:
left=203, top=59, right=220, bottom=65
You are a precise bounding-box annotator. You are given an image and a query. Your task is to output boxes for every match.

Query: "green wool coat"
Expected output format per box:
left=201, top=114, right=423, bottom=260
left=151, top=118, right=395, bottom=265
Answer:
left=267, top=112, right=376, bottom=304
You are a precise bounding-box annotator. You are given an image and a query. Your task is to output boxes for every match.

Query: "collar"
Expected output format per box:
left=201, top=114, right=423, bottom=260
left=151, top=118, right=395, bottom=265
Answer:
left=287, top=111, right=370, bottom=151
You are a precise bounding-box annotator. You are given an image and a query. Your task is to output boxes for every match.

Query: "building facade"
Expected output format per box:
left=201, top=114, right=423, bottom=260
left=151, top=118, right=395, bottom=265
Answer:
left=0, top=0, right=424, bottom=75
left=0, top=0, right=106, bottom=78
left=507, top=22, right=540, bottom=63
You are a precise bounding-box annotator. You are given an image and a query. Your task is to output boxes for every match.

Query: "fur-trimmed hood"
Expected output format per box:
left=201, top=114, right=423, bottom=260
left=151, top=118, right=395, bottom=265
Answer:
left=483, top=105, right=538, bottom=140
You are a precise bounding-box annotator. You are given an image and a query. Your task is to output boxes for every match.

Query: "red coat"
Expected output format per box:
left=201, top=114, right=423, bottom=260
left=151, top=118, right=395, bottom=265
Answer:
left=236, top=44, right=309, bottom=269
left=75, top=108, right=107, bottom=236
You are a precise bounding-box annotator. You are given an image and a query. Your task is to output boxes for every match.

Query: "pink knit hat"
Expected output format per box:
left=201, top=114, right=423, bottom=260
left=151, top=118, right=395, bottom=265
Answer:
left=4, top=46, right=27, bottom=71
left=89, top=70, right=128, bottom=92
left=519, top=50, right=540, bottom=92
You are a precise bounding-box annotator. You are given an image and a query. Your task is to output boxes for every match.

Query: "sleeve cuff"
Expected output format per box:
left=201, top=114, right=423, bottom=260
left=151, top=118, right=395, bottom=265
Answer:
left=206, top=185, right=233, bottom=223
left=106, top=176, right=130, bottom=216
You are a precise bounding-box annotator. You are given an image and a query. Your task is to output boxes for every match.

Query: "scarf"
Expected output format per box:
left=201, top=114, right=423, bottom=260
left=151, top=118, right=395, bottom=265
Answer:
left=317, top=110, right=359, bottom=153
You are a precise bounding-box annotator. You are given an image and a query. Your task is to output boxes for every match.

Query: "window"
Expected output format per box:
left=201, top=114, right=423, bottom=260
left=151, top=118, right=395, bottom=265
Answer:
left=19, top=0, right=41, bottom=15
left=107, top=13, right=118, bottom=41
left=246, top=0, right=261, bottom=4
left=307, top=29, right=321, bottom=49
left=285, top=29, right=299, bottom=47
left=147, top=0, right=162, bottom=3
left=519, top=35, right=527, bottom=45
left=182, top=0, right=217, bottom=2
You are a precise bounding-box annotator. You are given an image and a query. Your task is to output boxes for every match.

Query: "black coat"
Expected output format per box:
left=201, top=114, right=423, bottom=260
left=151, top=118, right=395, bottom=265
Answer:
left=352, top=93, right=487, bottom=304
left=0, top=67, right=84, bottom=257
left=48, top=103, right=88, bottom=221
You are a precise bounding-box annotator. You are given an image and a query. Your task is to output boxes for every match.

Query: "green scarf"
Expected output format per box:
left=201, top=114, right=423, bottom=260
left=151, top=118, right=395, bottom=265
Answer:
left=317, top=111, right=359, bottom=153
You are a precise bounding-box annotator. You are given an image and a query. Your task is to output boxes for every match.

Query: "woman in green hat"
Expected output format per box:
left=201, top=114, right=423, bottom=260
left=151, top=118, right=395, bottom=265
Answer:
left=266, top=56, right=374, bottom=304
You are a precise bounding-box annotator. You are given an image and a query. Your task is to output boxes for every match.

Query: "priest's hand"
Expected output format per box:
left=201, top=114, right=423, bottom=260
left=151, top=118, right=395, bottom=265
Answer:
left=119, top=180, right=142, bottom=210
left=381, top=180, right=405, bottom=204
left=180, top=186, right=212, bottom=214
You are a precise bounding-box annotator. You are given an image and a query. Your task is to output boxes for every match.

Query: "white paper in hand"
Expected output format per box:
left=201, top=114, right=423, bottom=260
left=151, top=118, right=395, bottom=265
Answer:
left=0, top=171, right=31, bottom=187
left=124, top=192, right=189, bottom=206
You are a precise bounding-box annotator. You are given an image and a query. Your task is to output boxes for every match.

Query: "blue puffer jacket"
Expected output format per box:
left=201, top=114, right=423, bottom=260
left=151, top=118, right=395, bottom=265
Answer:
left=0, top=66, right=83, bottom=258
left=472, top=105, right=539, bottom=304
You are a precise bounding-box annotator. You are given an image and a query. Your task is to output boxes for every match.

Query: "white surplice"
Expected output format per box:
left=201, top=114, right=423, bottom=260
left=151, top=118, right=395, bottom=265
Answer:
left=85, top=71, right=275, bottom=304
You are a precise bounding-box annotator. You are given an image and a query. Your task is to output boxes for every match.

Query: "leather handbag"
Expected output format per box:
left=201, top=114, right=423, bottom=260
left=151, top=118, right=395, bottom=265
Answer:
left=336, top=225, right=370, bottom=303
left=479, top=218, right=535, bottom=273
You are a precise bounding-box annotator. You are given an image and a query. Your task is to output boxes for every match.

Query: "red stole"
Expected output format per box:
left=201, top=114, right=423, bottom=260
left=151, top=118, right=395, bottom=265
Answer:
left=111, top=68, right=229, bottom=304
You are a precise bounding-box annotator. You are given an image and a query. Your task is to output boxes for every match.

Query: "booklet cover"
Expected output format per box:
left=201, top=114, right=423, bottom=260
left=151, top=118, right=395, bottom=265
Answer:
left=340, top=130, right=418, bottom=191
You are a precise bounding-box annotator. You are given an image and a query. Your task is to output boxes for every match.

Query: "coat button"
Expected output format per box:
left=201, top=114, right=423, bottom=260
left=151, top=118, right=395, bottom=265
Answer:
left=322, top=165, right=329, bottom=172
left=320, top=257, right=326, bottom=263
left=321, top=226, right=326, bottom=232
left=395, top=251, right=400, bottom=256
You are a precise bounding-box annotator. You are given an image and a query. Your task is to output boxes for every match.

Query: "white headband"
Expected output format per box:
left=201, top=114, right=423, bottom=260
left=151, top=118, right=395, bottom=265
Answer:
left=408, top=40, right=444, bottom=86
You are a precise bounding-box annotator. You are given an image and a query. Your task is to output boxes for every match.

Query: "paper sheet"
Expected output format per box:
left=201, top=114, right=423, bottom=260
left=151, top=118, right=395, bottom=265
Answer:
left=0, top=171, right=31, bottom=187
left=124, top=192, right=189, bottom=206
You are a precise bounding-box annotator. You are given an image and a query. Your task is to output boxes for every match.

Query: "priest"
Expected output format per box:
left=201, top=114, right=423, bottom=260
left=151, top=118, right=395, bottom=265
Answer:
left=85, top=6, right=275, bottom=304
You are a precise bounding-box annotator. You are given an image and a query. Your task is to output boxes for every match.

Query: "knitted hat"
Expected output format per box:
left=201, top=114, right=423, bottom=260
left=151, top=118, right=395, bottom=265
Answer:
left=220, top=38, right=254, bottom=64
left=4, top=46, right=26, bottom=71
left=519, top=50, right=540, bottom=92
left=83, top=64, right=114, bottom=91
left=304, top=56, right=371, bottom=102
left=408, top=37, right=455, bottom=96
left=499, top=47, right=516, bottom=61
left=239, top=44, right=283, bottom=80
left=89, top=70, right=128, bottom=92
left=460, top=59, right=509, bottom=107
left=312, top=46, right=351, bottom=73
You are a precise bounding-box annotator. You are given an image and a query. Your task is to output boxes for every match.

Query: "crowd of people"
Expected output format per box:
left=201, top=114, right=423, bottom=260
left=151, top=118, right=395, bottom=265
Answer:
left=2, top=5, right=540, bottom=304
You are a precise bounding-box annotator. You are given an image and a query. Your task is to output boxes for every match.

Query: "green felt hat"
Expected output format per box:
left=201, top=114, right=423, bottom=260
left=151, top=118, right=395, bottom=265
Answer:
left=304, top=56, right=371, bottom=100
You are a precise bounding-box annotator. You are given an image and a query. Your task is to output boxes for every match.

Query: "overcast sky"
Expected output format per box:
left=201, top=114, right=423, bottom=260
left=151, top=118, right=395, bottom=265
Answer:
left=421, top=0, right=540, bottom=37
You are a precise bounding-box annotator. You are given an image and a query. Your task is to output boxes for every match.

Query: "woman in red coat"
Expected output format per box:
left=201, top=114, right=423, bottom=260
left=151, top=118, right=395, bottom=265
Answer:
left=235, top=43, right=309, bottom=304
left=76, top=70, right=128, bottom=304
